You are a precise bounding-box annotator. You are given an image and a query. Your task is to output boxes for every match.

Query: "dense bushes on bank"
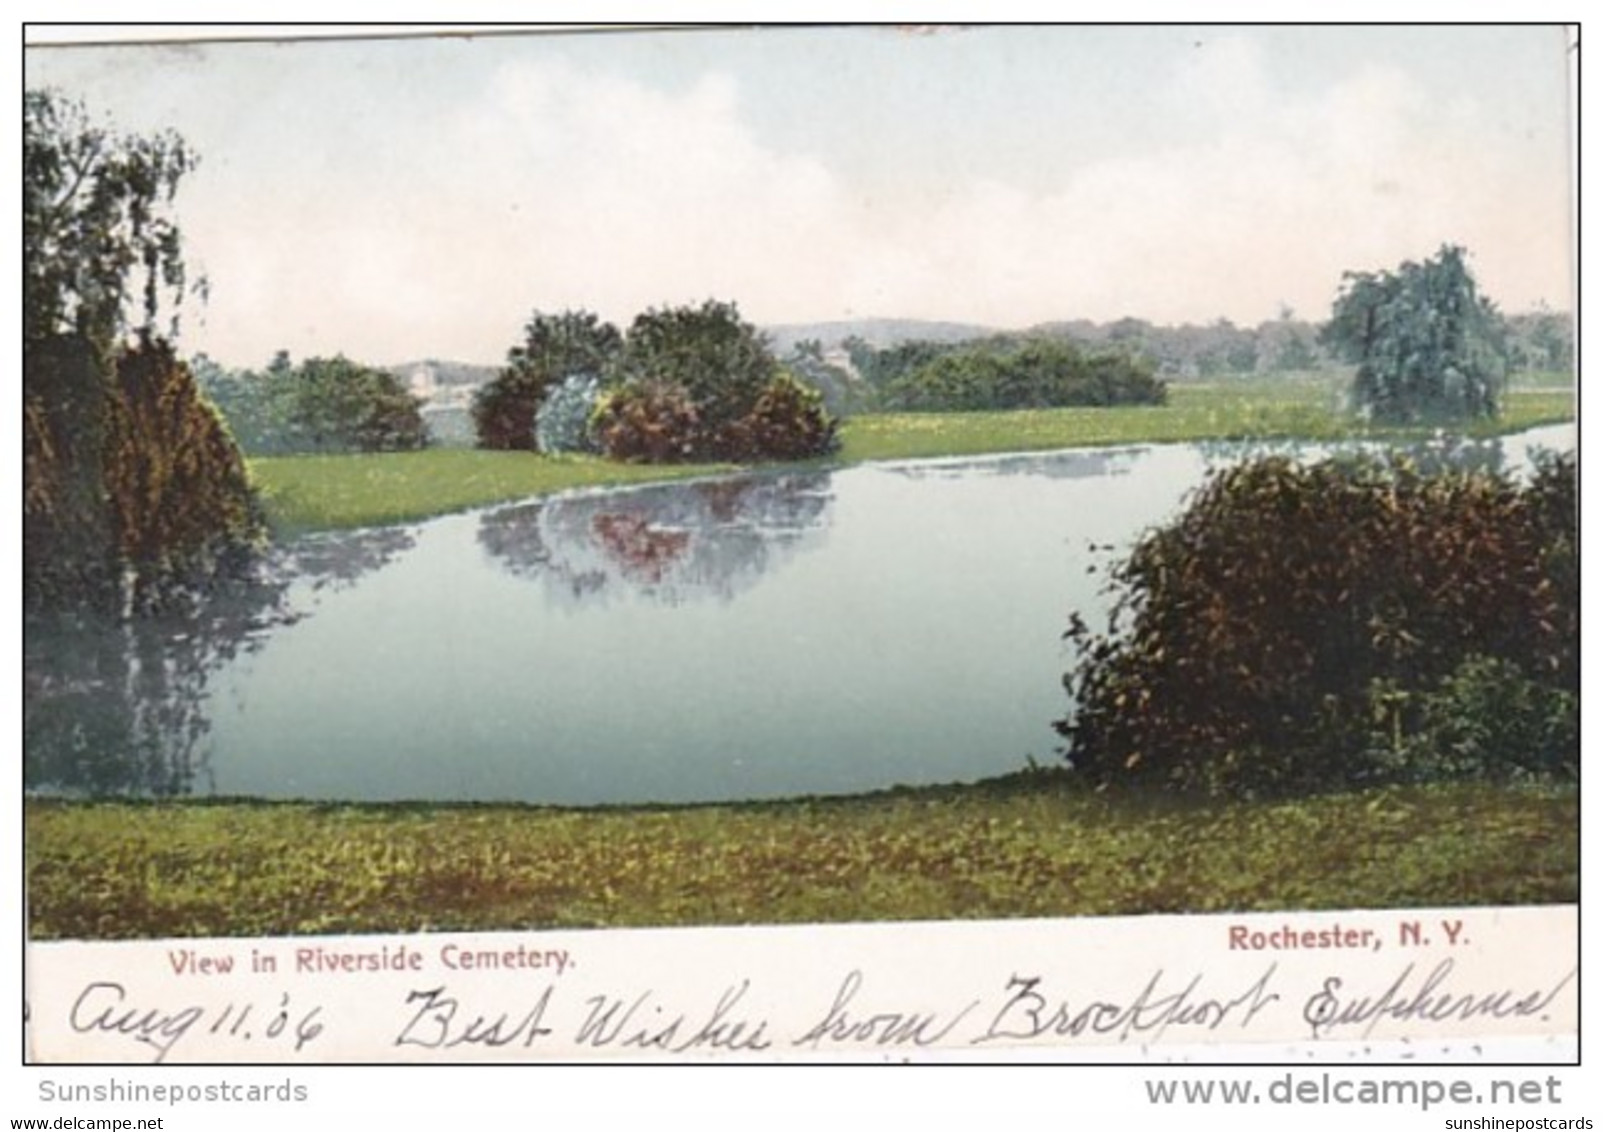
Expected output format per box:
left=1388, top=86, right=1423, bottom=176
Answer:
left=843, top=335, right=1167, bottom=412
left=593, top=371, right=837, bottom=463
left=473, top=310, right=622, bottom=451
left=1056, top=450, right=1577, bottom=796
left=881, top=338, right=1167, bottom=412
left=476, top=300, right=839, bottom=464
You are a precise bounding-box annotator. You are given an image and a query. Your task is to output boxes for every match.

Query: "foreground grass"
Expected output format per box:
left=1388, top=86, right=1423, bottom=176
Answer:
left=25, top=777, right=1576, bottom=940
left=251, top=382, right=1574, bottom=533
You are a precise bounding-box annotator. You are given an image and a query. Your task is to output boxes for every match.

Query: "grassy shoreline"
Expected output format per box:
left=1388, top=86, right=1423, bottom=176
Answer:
left=25, top=776, right=1577, bottom=940
left=251, top=383, right=1575, bottom=534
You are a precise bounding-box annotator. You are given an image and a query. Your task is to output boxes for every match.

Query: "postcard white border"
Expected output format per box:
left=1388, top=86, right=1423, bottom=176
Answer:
left=25, top=905, right=1577, bottom=1063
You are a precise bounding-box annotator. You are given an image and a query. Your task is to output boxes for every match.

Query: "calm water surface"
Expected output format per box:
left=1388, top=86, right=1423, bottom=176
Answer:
left=23, top=425, right=1572, bottom=805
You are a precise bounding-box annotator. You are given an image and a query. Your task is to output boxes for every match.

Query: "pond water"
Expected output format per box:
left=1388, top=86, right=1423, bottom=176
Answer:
left=23, top=424, right=1574, bottom=806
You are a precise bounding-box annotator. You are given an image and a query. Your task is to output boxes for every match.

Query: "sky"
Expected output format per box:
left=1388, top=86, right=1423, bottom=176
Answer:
left=24, top=25, right=1577, bottom=369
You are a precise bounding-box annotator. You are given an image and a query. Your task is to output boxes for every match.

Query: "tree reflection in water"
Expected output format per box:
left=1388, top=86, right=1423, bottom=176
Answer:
left=24, top=526, right=416, bottom=797
left=477, top=472, right=833, bottom=606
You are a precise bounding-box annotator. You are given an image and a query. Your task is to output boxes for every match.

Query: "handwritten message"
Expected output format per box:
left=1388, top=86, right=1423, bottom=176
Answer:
left=26, top=907, right=1578, bottom=1062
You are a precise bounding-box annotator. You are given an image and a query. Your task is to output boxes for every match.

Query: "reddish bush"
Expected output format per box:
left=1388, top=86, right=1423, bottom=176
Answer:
left=592, top=381, right=703, bottom=463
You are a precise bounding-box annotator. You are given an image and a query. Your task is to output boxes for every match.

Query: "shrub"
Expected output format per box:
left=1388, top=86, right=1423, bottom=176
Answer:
left=1366, top=655, right=1578, bottom=784
left=26, top=335, right=264, bottom=614
left=474, top=310, right=622, bottom=451
left=473, top=370, right=545, bottom=451
left=592, top=381, right=703, bottom=463
left=105, top=337, right=265, bottom=608
left=24, top=92, right=263, bottom=614
left=592, top=372, right=840, bottom=464
left=1073, top=351, right=1168, bottom=407
left=714, top=373, right=839, bottom=462
left=882, top=339, right=1167, bottom=412
left=535, top=373, right=604, bottom=455
left=1056, top=452, right=1577, bottom=795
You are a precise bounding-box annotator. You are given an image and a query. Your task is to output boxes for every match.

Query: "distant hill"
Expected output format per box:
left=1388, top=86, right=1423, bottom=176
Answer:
left=763, top=318, right=1002, bottom=354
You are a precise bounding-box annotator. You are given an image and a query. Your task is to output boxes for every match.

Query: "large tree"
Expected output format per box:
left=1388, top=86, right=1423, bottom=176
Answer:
left=1320, top=244, right=1507, bottom=424
left=614, top=299, right=779, bottom=433
left=24, top=89, right=259, bottom=612
left=473, top=310, right=622, bottom=450
left=284, top=355, right=429, bottom=453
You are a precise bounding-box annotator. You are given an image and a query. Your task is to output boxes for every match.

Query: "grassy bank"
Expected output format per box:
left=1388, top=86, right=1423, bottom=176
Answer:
left=26, top=777, right=1576, bottom=940
left=840, top=383, right=1570, bottom=462
left=249, top=450, right=736, bottom=535
left=250, top=383, right=1575, bottom=534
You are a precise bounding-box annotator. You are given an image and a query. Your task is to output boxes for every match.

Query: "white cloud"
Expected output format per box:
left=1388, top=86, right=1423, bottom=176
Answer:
left=134, top=34, right=1570, bottom=365
left=813, top=53, right=1570, bottom=329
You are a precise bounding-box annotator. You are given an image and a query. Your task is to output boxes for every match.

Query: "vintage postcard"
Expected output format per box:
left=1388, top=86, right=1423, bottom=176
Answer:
left=21, top=24, right=1577, bottom=1070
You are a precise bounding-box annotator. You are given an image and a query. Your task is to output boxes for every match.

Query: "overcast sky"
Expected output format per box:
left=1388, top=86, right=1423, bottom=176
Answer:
left=25, top=25, right=1576, bottom=369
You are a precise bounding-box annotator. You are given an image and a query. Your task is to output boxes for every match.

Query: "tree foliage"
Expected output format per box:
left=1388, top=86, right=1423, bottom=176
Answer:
left=1503, top=308, right=1574, bottom=376
left=24, top=89, right=196, bottom=349
left=24, top=89, right=259, bottom=613
left=591, top=380, right=704, bottom=463
left=104, top=338, right=264, bottom=611
left=591, top=301, right=838, bottom=463
left=1320, top=244, right=1507, bottom=423
left=721, top=372, right=839, bottom=462
left=283, top=356, right=428, bottom=453
left=197, top=353, right=428, bottom=454
left=1056, top=451, right=1577, bottom=796
left=846, top=335, right=1166, bottom=411
left=613, top=300, right=780, bottom=434
left=473, top=310, right=622, bottom=450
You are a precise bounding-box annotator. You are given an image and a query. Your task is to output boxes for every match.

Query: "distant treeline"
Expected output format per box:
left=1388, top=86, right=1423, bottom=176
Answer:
left=1044, top=310, right=1572, bottom=380
left=812, top=335, right=1166, bottom=413
left=784, top=310, right=1571, bottom=407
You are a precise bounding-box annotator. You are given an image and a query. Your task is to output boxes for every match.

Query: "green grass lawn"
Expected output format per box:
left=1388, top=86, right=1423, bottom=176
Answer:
left=839, top=382, right=1573, bottom=462
left=250, top=381, right=1575, bottom=534
left=249, top=450, right=736, bottom=535
left=25, top=777, right=1576, bottom=940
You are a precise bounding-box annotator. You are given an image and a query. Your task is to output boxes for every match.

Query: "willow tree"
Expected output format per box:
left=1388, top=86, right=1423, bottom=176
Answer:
left=24, top=89, right=261, bottom=612
left=1319, top=245, right=1508, bottom=424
